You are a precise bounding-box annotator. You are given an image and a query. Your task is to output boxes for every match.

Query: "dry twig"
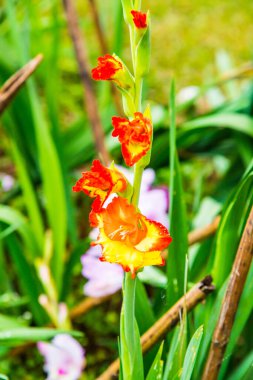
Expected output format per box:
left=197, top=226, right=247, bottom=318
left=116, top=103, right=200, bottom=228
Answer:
left=63, top=0, right=110, bottom=165
left=202, top=207, right=253, bottom=380
left=69, top=294, right=114, bottom=319
left=0, top=54, right=43, bottom=114
left=97, top=276, right=215, bottom=380
left=188, top=216, right=220, bottom=246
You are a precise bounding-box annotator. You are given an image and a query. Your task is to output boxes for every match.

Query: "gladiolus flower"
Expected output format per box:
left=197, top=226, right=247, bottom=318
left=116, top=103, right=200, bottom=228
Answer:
left=112, top=112, right=152, bottom=166
left=131, top=10, right=148, bottom=29
left=93, top=197, right=172, bottom=276
left=73, top=160, right=127, bottom=226
left=91, top=54, right=134, bottom=91
left=91, top=54, right=122, bottom=81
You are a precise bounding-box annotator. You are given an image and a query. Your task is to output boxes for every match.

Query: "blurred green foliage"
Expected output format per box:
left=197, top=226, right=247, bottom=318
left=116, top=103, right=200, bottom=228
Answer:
left=0, top=0, right=253, bottom=379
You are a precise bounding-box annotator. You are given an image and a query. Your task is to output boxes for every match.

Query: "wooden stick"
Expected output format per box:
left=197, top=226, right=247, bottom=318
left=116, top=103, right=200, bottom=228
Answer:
left=202, top=207, right=253, bottom=380
left=69, top=294, right=114, bottom=319
left=62, top=0, right=110, bottom=165
left=0, top=54, right=43, bottom=114
left=97, top=276, right=215, bottom=380
left=188, top=216, right=220, bottom=246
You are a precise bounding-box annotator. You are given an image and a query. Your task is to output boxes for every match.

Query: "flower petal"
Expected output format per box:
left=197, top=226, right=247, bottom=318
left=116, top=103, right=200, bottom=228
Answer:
left=131, top=10, right=148, bottom=29
left=112, top=112, right=152, bottom=166
left=93, top=197, right=171, bottom=275
left=91, top=54, right=123, bottom=81
left=73, top=159, right=127, bottom=214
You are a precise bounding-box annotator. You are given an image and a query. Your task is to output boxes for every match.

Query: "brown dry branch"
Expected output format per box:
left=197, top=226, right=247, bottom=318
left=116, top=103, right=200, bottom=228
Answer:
left=0, top=54, right=43, bottom=115
left=97, top=276, right=215, bottom=380
left=69, top=294, right=114, bottom=319
left=62, top=0, right=110, bottom=165
left=188, top=215, right=220, bottom=246
left=202, top=206, right=253, bottom=380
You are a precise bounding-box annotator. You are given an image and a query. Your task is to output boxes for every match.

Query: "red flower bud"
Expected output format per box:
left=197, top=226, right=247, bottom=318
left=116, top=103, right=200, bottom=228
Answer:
left=131, top=10, right=147, bottom=29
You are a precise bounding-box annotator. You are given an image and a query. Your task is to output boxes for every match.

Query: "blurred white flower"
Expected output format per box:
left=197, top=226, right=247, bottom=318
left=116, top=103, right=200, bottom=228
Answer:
left=0, top=173, right=15, bottom=192
left=38, top=334, right=85, bottom=380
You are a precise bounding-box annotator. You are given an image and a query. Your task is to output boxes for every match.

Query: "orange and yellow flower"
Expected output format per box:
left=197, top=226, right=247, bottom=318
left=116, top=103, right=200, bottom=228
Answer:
left=92, top=197, right=172, bottom=276
left=91, top=54, right=123, bottom=82
left=131, top=10, right=147, bottom=29
left=112, top=112, right=152, bottom=166
left=91, top=54, right=134, bottom=91
left=73, top=160, right=127, bottom=225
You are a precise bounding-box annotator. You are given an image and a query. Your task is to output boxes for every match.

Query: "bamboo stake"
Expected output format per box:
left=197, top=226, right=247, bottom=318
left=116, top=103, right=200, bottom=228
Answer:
left=202, top=207, right=253, bottom=380
left=0, top=54, right=43, bottom=114
left=62, top=0, right=110, bottom=165
left=97, top=276, right=215, bottom=380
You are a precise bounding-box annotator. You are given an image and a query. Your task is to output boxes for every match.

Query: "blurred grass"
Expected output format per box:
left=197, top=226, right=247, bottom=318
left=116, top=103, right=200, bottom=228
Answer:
left=0, top=0, right=253, bottom=378
left=96, top=0, right=253, bottom=103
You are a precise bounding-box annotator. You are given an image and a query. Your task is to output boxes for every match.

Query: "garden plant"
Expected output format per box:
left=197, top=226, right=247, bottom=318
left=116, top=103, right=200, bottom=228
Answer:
left=0, top=0, right=253, bottom=379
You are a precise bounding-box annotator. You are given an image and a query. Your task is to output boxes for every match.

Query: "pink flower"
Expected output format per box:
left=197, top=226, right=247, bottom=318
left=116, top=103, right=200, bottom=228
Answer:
left=0, top=173, right=15, bottom=192
left=81, top=168, right=169, bottom=297
left=82, top=245, right=123, bottom=297
left=38, top=334, right=85, bottom=380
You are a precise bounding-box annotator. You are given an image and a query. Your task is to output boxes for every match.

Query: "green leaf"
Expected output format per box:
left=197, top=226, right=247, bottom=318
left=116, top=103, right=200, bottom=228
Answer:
left=212, top=161, right=253, bottom=288
left=0, top=314, right=28, bottom=330
left=146, top=342, right=164, bottom=380
left=0, top=205, right=39, bottom=259
left=138, top=267, right=167, bottom=289
left=0, top=375, right=9, bottom=380
left=5, top=1, right=67, bottom=292
left=3, top=234, right=46, bottom=325
left=135, top=278, right=155, bottom=335
left=120, top=274, right=144, bottom=380
left=218, top=261, right=253, bottom=379
left=180, top=325, right=204, bottom=380
left=194, top=282, right=227, bottom=377
left=163, top=312, right=187, bottom=380
left=179, top=113, right=253, bottom=139
left=0, top=327, right=82, bottom=345
left=10, top=140, right=44, bottom=248
left=167, top=79, right=188, bottom=306
left=227, top=351, right=253, bottom=380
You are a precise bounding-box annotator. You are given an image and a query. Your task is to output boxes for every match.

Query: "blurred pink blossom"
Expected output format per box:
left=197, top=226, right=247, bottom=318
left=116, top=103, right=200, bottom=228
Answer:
left=0, top=173, right=15, bottom=192
left=38, top=334, right=85, bottom=380
left=82, top=167, right=169, bottom=298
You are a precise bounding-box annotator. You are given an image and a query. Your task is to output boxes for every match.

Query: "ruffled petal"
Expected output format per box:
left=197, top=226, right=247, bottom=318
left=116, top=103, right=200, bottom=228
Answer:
left=93, top=197, right=171, bottom=275
left=112, top=112, right=152, bottom=166
left=73, top=160, right=127, bottom=214
left=91, top=54, right=123, bottom=81
left=131, top=10, right=148, bottom=29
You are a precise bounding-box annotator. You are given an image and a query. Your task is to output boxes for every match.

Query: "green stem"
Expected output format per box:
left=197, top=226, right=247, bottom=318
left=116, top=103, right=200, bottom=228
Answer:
left=129, top=26, right=136, bottom=72
left=124, top=272, right=136, bottom=357
left=135, top=77, right=143, bottom=112
left=134, top=0, right=142, bottom=10
left=131, top=162, right=144, bottom=207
